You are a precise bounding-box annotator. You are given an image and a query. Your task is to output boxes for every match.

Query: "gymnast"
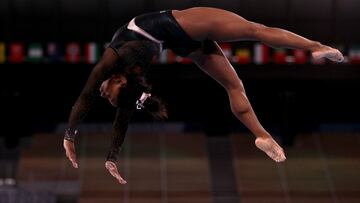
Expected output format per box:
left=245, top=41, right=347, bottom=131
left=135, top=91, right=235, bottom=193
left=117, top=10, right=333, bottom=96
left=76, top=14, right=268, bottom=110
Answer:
left=63, top=7, right=344, bottom=184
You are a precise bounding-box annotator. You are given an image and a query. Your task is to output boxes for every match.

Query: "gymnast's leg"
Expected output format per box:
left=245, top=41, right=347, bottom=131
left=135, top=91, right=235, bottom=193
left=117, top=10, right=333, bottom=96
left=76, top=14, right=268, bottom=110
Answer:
left=174, top=7, right=344, bottom=62
left=189, top=41, right=286, bottom=162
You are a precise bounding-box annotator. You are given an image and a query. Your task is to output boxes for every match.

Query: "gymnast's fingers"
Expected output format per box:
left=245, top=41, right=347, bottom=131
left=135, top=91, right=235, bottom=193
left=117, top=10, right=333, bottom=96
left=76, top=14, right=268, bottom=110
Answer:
left=105, top=161, right=127, bottom=184
left=63, top=140, right=79, bottom=168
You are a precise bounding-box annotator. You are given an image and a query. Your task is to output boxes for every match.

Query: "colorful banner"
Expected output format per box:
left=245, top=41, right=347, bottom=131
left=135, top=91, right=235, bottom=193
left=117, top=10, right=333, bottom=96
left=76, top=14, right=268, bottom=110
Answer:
left=293, top=49, right=308, bottom=64
left=254, top=43, right=270, bottom=64
left=27, top=43, right=43, bottom=63
left=273, top=48, right=287, bottom=64
left=220, top=43, right=232, bottom=60
left=348, top=46, right=360, bottom=64
left=158, top=49, right=176, bottom=64
left=9, top=42, right=25, bottom=63
left=46, top=42, right=61, bottom=63
left=84, top=42, right=100, bottom=64
left=233, top=48, right=251, bottom=64
left=159, top=49, right=168, bottom=64
left=0, top=42, right=5, bottom=64
left=66, top=42, right=81, bottom=63
left=3, top=41, right=360, bottom=65
left=175, top=56, right=192, bottom=64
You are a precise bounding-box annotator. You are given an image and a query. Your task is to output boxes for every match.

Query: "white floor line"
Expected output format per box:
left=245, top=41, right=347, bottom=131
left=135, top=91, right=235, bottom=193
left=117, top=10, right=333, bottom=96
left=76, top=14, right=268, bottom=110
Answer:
left=276, top=163, right=292, bottom=203
left=160, top=131, right=168, bottom=203
left=313, top=133, right=339, bottom=203
left=123, top=134, right=131, bottom=203
left=78, top=133, right=88, bottom=197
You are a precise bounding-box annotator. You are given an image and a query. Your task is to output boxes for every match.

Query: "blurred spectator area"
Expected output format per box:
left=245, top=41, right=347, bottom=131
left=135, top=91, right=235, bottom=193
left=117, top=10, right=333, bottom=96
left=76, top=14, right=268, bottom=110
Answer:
left=9, top=131, right=360, bottom=203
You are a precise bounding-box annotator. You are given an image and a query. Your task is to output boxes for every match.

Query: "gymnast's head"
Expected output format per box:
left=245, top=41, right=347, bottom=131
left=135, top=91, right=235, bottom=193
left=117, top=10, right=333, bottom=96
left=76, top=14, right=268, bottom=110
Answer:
left=99, top=40, right=167, bottom=119
left=99, top=73, right=167, bottom=120
left=99, top=73, right=127, bottom=107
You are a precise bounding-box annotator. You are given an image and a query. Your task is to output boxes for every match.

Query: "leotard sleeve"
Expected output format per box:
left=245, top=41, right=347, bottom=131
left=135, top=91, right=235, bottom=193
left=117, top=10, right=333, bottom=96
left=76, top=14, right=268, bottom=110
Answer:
left=106, top=106, right=134, bottom=162
left=65, top=50, right=120, bottom=142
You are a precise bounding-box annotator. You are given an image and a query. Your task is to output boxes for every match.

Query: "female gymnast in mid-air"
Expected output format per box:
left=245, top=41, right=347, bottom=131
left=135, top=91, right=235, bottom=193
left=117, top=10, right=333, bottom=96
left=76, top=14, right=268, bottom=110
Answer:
left=63, top=7, right=344, bottom=184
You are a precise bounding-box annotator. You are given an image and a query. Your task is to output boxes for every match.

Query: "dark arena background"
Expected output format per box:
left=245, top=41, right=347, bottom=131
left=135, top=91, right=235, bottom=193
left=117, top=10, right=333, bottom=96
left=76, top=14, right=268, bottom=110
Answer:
left=1, top=0, right=360, bottom=203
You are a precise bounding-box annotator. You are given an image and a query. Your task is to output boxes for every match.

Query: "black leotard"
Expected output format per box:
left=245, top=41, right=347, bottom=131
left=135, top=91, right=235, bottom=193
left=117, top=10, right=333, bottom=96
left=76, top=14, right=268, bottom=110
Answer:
left=109, top=10, right=201, bottom=57
left=66, top=10, right=201, bottom=162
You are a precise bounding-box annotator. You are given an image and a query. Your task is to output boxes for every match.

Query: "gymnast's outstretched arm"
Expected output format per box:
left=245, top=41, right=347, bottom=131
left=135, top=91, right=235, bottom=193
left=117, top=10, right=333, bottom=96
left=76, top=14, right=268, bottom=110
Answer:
left=104, top=106, right=134, bottom=184
left=107, top=106, right=133, bottom=162
left=66, top=48, right=120, bottom=136
left=63, top=48, right=119, bottom=169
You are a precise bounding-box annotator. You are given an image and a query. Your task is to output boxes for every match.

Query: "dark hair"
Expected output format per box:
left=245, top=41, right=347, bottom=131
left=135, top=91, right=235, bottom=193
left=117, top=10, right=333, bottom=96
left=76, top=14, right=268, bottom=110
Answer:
left=143, top=95, right=168, bottom=120
left=116, top=40, right=168, bottom=120
left=118, top=75, right=168, bottom=120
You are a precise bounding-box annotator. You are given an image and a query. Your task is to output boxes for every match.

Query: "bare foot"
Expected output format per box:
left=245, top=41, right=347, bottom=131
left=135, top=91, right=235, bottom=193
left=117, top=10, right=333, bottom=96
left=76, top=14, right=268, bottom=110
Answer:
left=255, top=137, right=286, bottom=162
left=312, top=45, right=344, bottom=62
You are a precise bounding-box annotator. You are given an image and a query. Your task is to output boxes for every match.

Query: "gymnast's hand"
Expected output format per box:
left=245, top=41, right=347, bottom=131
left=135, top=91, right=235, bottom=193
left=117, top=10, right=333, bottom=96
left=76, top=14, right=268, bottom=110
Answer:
left=63, top=139, right=79, bottom=168
left=105, top=161, right=127, bottom=184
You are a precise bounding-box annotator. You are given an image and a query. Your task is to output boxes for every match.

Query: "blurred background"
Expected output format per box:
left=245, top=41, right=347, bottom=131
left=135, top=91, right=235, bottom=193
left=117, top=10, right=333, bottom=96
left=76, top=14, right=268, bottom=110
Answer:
left=1, top=0, right=360, bottom=202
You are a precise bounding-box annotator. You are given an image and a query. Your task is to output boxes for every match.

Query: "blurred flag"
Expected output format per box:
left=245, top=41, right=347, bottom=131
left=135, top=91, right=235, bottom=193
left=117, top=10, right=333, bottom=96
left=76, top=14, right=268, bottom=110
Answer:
left=254, top=43, right=270, bottom=64
left=46, top=42, right=61, bottom=63
left=233, top=48, right=251, bottom=64
left=66, top=42, right=81, bottom=63
left=175, top=56, right=192, bottom=64
left=84, top=42, right=100, bottom=64
left=9, top=42, right=25, bottom=63
left=159, top=49, right=176, bottom=64
left=159, top=49, right=167, bottom=64
left=293, top=49, right=308, bottom=64
left=220, top=43, right=232, bottom=60
left=27, top=43, right=43, bottom=63
left=0, top=42, right=5, bottom=64
left=285, top=55, right=295, bottom=64
left=166, top=50, right=176, bottom=64
left=273, top=48, right=287, bottom=64
left=348, top=45, right=360, bottom=64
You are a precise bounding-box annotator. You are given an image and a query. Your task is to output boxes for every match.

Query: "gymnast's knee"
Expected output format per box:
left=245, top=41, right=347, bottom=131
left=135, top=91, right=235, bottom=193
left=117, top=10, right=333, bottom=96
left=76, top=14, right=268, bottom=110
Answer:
left=227, top=84, right=250, bottom=114
left=224, top=78, right=245, bottom=92
left=230, top=95, right=250, bottom=115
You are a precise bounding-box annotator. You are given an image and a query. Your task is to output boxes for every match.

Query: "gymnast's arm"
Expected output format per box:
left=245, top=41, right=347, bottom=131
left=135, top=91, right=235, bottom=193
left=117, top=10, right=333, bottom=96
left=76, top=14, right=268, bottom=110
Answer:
left=106, top=106, right=133, bottom=162
left=63, top=48, right=119, bottom=169
left=65, top=48, right=119, bottom=141
left=105, top=106, right=134, bottom=184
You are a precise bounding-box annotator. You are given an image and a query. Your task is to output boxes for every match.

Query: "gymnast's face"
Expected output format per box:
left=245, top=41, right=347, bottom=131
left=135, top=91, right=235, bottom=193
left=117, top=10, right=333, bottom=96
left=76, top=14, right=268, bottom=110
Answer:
left=99, top=74, right=127, bottom=107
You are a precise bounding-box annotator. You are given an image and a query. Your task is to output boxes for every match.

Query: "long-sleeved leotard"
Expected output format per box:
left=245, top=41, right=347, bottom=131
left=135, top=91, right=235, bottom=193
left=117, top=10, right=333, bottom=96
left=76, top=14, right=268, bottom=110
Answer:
left=65, top=44, right=155, bottom=161
left=66, top=49, right=120, bottom=136
left=65, top=9, right=202, bottom=162
left=106, top=106, right=133, bottom=162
